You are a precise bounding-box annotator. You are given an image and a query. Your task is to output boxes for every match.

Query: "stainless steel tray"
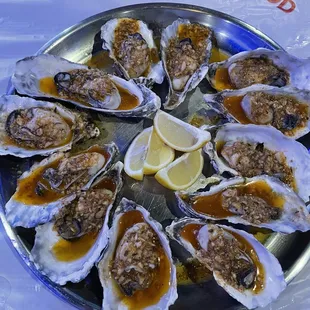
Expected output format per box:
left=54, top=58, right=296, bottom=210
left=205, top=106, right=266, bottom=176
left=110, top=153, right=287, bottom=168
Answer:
left=1, top=3, right=310, bottom=310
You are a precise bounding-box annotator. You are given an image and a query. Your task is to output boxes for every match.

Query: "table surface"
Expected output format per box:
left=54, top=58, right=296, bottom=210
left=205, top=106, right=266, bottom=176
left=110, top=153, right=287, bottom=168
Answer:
left=1, top=0, right=310, bottom=309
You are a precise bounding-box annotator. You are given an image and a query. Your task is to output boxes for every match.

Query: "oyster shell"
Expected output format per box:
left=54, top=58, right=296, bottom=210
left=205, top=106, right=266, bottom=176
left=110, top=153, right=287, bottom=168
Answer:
left=101, top=18, right=164, bottom=86
left=166, top=218, right=286, bottom=309
left=176, top=175, right=310, bottom=233
left=204, top=85, right=310, bottom=139
left=98, top=198, right=177, bottom=310
left=161, top=18, right=213, bottom=109
left=5, top=143, right=119, bottom=228
left=12, top=54, right=161, bottom=117
left=30, top=162, right=123, bottom=285
left=207, top=48, right=310, bottom=91
left=0, top=95, right=98, bottom=157
left=203, top=123, right=310, bottom=202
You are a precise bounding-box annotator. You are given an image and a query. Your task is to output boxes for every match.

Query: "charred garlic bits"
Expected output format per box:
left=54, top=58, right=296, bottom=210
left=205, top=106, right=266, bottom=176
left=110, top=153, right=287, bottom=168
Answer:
left=161, top=19, right=213, bottom=109
left=176, top=175, right=310, bottom=233
left=12, top=54, right=160, bottom=117
left=207, top=48, right=310, bottom=91
left=0, top=95, right=98, bottom=157
left=204, top=86, right=310, bottom=139
left=98, top=198, right=177, bottom=310
left=166, top=218, right=286, bottom=309
left=101, top=18, right=164, bottom=86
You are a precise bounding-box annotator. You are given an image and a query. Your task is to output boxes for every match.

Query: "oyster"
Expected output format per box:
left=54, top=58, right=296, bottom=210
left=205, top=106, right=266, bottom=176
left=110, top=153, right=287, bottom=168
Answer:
left=176, top=175, right=310, bottom=233
left=161, top=18, right=213, bottom=109
left=12, top=54, right=161, bottom=117
left=203, top=123, right=310, bottom=202
left=204, top=85, right=310, bottom=139
left=207, top=48, right=310, bottom=91
left=0, top=95, right=98, bottom=157
left=98, top=198, right=177, bottom=310
left=101, top=18, right=164, bottom=86
left=30, top=162, right=123, bottom=285
left=166, top=218, right=286, bottom=309
left=5, top=143, right=119, bottom=228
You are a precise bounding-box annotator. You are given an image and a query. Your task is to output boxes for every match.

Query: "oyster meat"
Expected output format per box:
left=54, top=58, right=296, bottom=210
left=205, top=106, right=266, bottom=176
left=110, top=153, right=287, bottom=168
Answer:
left=12, top=54, right=161, bottom=117
left=204, top=85, right=310, bottom=139
left=166, top=218, right=286, bottom=309
left=98, top=198, right=177, bottom=310
left=161, top=18, right=213, bottom=109
left=30, top=162, right=123, bottom=285
left=0, top=95, right=98, bottom=157
left=101, top=18, right=164, bottom=86
left=207, top=48, right=310, bottom=91
left=5, top=143, right=119, bottom=228
left=176, top=175, right=310, bottom=233
left=204, top=123, right=310, bottom=202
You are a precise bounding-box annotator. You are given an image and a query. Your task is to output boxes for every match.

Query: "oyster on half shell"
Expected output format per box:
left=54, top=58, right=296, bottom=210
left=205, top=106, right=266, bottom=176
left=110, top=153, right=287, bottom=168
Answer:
left=207, top=48, right=310, bottom=91
left=98, top=198, right=177, bottom=310
left=5, top=143, right=119, bottom=228
left=12, top=54, right=161, bottom=117
left=101, top=18, right=164, bottom=86
left=204, top=85, right=310, bottom=139
left=166, top=218, right=286, bottom=309
left=176, top=175, right=310, bottom=233
left=0, top=95, right=99, bottom=157
left=203, top=123, right=310, bottom=202
left=161, top=18, right=213, bottom=109
left=30, top=162, right=123, bottom=285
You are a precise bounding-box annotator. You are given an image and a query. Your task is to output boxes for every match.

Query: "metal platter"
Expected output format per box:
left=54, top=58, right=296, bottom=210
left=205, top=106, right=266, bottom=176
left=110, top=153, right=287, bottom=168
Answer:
left=1, top=3, right=310, bottom=310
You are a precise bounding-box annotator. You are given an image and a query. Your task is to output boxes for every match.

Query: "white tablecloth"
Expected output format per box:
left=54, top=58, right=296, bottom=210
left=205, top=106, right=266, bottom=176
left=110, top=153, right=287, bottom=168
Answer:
left=1, top=0, right=309, bottom=309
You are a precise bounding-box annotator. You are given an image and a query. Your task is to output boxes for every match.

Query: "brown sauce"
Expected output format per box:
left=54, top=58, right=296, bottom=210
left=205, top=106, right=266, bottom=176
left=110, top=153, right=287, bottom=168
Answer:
left=228, top=230, right=265, bottom=294
left=113, top=210, right=171, bottom=310
left=39, top=76, right=58, bottom=96
left=52, top=231, right=98, bottom=262
left=85, top=50, right=114, bottom=69
left=214, top=67, right=234, bottom=91
left=209, top=47, right=230, bottom=63
left=177, top=24, right=210, bottom=48
left=180, top=223, right=204, bottom=250
left=223, top=95, right=252, bottom=124
left=191, top=180, right=285, bottom=218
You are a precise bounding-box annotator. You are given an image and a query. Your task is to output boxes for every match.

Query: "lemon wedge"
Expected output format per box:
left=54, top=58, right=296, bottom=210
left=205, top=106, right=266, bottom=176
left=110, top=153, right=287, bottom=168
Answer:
left=144, top=129, right=175, bottom=175
left=154, top=110, right=211, bottom=152
left=124, top=127, right=152, bottom=181
left=155, top=149, right=204, bottom=190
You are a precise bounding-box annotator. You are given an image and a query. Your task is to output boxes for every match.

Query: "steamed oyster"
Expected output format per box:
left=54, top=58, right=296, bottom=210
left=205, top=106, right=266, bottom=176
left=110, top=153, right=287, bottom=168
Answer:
left=30, top=162, right=123, bottom=285
left=98, top=198, right=177, bottom=310
left=5, top=143, right=118, bottom=228
left=161, top=18, right=213, bottom=109
left=204, top=85, right=310, bottom=139
left=204, top=123, right=310, bottom=202
left=207, top=48, right=310, bottom=91
left=166, top=218, right=286, bottom=309
left=0, top=95, right=99, bottom=157
left=176, top=175, right=310, bottom=233
left=101, top=18, right=164, bottom=86
left=12, top=54, right=161, bottom=117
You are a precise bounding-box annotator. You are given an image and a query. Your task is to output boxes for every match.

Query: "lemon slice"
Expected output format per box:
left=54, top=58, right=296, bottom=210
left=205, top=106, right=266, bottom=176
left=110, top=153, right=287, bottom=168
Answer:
left=155, top=149, right=204, bottom=190
left=124, top=127, right=152, bottom=181
left=144, top=129, right=175, bottom=175
left=154, top=110, right=211, bottom=152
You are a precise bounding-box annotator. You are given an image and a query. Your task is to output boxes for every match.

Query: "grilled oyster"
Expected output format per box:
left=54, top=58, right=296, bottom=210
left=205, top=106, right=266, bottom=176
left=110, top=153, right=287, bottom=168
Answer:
left=30, top=162, right=123, bottom=285
left=12, top=54, right=161, bottom=117
left=204, top=85, right=310, bottom=139
left=166, top=218, right=286, bottom=309
left=101, top=18, right=164, bottom=86
left=5, top=143, right=118, bottom=228
left=176, top=175, right=310, bottom=233
left=203, top=123, right=310, bottom=202
left=207, top=48, right=310, bottom=91
left=0, top=95, right=98, bottom=157
left=161, top=18, right=213, bottom=109
left=98, top=198, right=177, bottom=310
